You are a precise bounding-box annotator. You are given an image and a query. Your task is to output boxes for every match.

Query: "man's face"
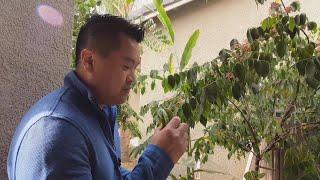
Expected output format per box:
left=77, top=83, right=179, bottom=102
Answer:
left=90, top=33, right=141, bottom=106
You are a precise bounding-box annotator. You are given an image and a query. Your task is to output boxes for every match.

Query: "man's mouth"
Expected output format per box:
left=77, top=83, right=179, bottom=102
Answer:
left=123, top=88, right=131, bottom=93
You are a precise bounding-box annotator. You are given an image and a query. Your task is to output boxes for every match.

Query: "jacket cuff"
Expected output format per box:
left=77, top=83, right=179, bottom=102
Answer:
left=143, top=144, right=174, bottom=178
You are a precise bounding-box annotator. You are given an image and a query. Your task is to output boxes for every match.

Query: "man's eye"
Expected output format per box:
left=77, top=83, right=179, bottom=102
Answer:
left=123, top=66, right=130, bottom=70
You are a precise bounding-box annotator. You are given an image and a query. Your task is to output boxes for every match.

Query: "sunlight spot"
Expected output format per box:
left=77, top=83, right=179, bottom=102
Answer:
left=37, top=4, right=63, bottom=26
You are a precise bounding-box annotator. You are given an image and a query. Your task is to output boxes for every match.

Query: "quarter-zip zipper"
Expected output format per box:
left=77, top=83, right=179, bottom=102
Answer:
left=89, top=97, right=116, bottom=150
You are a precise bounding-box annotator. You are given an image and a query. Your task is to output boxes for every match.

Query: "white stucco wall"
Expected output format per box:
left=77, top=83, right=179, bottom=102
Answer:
left=0, top=1, right=74, bottom=179
left=139, top=0, right=320, bottom=179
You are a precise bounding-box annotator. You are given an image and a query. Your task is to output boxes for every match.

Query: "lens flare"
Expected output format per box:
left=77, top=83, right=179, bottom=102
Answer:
left=37, top=4, right=63, bottom=26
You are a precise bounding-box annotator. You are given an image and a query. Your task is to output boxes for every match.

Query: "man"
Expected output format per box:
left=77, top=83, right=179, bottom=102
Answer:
left=7, top=14, right=188, bottom=180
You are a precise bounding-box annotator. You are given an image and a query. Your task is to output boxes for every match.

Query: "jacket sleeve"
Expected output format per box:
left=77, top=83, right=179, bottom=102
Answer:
left=15, top=117, right=92, bottom=180
left=113, top=106, right=174, bottom=180
left=120, top=144, right=174, bottom=180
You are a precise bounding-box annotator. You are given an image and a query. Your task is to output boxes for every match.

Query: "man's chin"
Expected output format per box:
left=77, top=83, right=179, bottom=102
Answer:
left=115, top=96, right=129, bottom=105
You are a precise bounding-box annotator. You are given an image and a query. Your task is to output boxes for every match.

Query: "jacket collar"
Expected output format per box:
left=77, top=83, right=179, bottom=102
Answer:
left=64, top=71, right=97, bottom=104
left=64, top=71, right=116, bottom=116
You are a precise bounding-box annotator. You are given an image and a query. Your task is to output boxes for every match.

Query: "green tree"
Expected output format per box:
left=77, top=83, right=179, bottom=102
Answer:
left=134, top=0, right=320, bottom=179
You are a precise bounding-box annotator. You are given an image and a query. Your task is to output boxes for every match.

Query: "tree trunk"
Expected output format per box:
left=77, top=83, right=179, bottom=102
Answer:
left=272, top=148, right=284, bottom=180
left=255, top=155, right=261, bottom=172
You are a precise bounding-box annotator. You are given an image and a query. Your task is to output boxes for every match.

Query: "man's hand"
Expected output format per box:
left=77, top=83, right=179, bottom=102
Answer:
left=150, top=117, right=189, bottom=164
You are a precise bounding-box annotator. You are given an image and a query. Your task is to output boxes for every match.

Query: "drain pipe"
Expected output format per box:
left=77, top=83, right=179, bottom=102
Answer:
left=243, top=150, right=254, bottom=180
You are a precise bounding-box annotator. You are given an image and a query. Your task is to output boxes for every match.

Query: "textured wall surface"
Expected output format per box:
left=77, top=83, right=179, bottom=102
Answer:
left=139, top=0, right=320, bottom=179
left=0, top=1, right=74, bottom=179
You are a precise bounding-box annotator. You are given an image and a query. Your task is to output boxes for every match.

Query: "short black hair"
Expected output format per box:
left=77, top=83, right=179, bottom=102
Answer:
left=75, top=14, right=145, bottom=66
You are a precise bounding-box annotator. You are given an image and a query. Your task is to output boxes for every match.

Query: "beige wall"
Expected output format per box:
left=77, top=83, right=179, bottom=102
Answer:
left=0, top=0, right=74, bottom=179
left=139, top=0, right=320, bottom=179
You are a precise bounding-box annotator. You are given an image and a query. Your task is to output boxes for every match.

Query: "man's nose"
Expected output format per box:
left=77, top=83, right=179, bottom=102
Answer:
left=127, top=71, right=136, bottom=85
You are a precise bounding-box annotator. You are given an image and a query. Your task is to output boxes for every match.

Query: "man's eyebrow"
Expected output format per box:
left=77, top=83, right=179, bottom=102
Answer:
left=124, top=57, right=141, bottom=65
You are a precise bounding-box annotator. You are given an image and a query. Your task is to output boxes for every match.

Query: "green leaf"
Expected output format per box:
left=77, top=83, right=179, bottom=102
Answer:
left=182, top=103, right=192, bottom=120
left=200, top=115, right=207, bottom=127
left=290, top=1, right=301, bottom=11
left=232, top=82, right=242, bottom=100
left=307, top=21, right=318, bottom=31
left=126, top=0, right=133, bottom=5
left=96, top=0, right=102, bottom=6
left=282, top=16, right=289, bottom=25
left=296, top=60, right=307, bottom=76
left=276, top=23, right=284, bottom=35
left=254, top=60, right=270, bottom=78
left=247, top=29, right=254, bottom=43
left=230, top=39, right=239, bottom=50
left=150, top=70, right=159, bottom=78
left=261, top=17, right=274, bottom=31
left=255, top=0, right=265, bottom=5
left=306, top=77, right=319, bottom=89
left=190, top=97, right=197, bottom=110
left=250, top=28, right=260, bottom=40
left=258, top=173, right=265, bottom=179
left=130, top=137, right=150, bottom=158
left=250, top=41, right=260, bottom=52
left=300, top=13, right=307, bottom=26
left=165, top=108, right=174, bottom=120
left=251, top=83, right=260, bottom=95
left=294, top=15, right=300, bottom=26
left=306, top=61, right=316, bottom=78
left=314, top=57, right=320, bottom=71
left=187, top=70, right=197, bottom=84
left=289, top=17, right=296, bottom=32
left=167, top=75, right=175, bottom=89
left=315, top=72, right=320, bottom=81
left=141, top=86, right=146, bottom=95
left=244, top=171, right=264, bottom=180
left=233, top=63, right=246, bottom=82
left=259, top=52, right=272, bottom=62
left=180, top=29, right=200, bottom=70
left=153, top=0, right=175, bottom=43
left=197, top=89, right=206, bottom=117
left=158, top=108, right=169, bottom=124
left=305, top=43, right=315, bottom=57
left=168, top=53, right=175, bottom=75
left=205, top=82, right=218, bottom=103
left=151, top=80, right=156, bottom=90
left=219, top=49, right=231, bottom=61
left=276, top=40, right=287, bottom=58
left=161, top=79, right=170, bottom=93
left=173, top=74, right=180, bottom=87
left=169, top=174, right=179, bottom=180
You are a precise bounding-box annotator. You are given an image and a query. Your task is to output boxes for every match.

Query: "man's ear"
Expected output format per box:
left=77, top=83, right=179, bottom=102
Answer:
left=80, top=49, right=94, bottom=74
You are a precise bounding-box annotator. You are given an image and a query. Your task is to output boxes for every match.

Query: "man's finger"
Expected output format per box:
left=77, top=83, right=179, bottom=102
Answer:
left=184, top=132, right=188, bottom=140
left=154, top=127, right=161, bottom=133
left=165, top=116, right=181, bottom=129
left=178, top=123, right=188, bottom=133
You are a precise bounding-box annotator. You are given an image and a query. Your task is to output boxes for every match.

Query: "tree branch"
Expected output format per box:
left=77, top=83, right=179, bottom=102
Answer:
left=259, top=165, right=275, bottom=171
left=300, top=28, right=310, bottom=44
left=226, top=97, right=260, bottom=153
left=262, top=121, right=320, bottom=155
left=142, top=93, right=182, bottom=107
left=224, top=132, right=257, bottom=156
left=262, top=133, right=288, bottom=155
left=270, top=93, right=277, bottom=117
left=280, top=79, right=300, bottom=127
left=280, top=0, right=289, bottom=16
